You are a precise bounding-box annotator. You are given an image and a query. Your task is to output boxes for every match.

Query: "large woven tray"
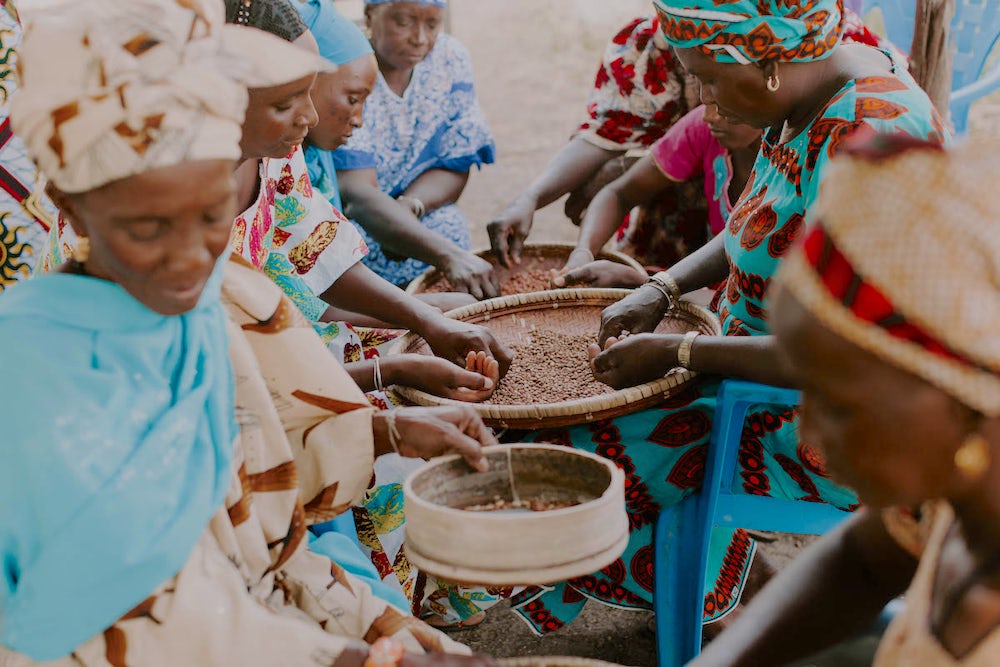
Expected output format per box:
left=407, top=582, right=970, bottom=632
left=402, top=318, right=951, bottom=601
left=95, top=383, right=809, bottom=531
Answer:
left=389, top=289, right=721, bottom=429
left=405, top=243, right=646, bottom=296
left=498, top=659, right=629, bottom=667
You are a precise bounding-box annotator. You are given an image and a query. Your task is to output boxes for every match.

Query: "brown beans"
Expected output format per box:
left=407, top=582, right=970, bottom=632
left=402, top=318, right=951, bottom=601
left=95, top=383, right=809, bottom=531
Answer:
left=423, top=268, right=554, bottom=296
left=487, top=329, right=611, bottom=405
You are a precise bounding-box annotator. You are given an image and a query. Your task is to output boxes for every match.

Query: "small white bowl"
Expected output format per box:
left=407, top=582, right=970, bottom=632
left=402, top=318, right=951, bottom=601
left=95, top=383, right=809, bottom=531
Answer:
left=403, top=444, right=628, bottom=586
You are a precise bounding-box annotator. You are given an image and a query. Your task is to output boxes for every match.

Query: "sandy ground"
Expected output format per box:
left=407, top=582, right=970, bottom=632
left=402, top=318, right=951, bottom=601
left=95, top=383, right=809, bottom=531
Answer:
left=402, top=2, right=999, bottom=664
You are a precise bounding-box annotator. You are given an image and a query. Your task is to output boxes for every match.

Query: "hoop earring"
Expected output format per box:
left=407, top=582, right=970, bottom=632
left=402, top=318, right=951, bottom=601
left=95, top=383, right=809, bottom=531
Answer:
left=766, top=73, right=781, bottom=93
left=955, top=433, right=991, bottom=481
left=72, top=236, right=90, bottom=264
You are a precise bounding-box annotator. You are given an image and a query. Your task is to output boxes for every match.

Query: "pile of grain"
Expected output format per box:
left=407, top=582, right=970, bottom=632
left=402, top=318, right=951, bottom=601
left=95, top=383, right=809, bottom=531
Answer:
left=464, top=497, right=580, bottom=512
left=422, top=267, right=554, bottom=296
left=488, top=329, right=612, bottom=405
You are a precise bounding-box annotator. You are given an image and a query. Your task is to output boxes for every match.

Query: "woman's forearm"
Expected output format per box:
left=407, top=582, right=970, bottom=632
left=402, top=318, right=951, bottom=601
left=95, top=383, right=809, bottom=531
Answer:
left=401, top=168, right=469, bottom=213
left=320, top=263, right=441, bottom=332
left=690, top=512, right=917, bottom=667
left=575, top=186, right=630, bottom=256
left=340, top=176, right=461, bottom=267
left=516, top=137, right=621, bottom=211
left=669, top=232, right=730, bottom=295
left=687, top=334, right=793, bottom=387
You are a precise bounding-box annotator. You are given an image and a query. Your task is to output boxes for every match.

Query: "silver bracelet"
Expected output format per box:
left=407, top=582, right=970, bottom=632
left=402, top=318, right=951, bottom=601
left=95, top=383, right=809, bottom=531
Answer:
left=399, top=195, right=425, bottom=219
left=645, top=280, right=674, bottom=307
left=373, top=357, right=384, bottom=392
left=677, top=330, right=701, bottom=369
left=649, top=271, right=681, bottom=302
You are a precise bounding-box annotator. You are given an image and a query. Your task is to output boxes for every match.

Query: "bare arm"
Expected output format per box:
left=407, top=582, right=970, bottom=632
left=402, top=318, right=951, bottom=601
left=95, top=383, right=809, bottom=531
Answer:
left=689, top=510, right=918, bottom=667
left=338, top=168, right=498, bottom=298
left=488, top=137, right=621, bottom=266
left=573, top=155, right=672, bottom=261
left=401, top=168, right=469, bottom=214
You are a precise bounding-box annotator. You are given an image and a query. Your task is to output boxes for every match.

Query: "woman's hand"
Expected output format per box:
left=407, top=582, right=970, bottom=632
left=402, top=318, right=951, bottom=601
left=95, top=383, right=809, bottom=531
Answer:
left=374, top=405, right=496, bottom=472
left=390, top=353, right=499, bottom=402
left=588, top=333, right=681, bottom=389
left=552, top=259, right=646, bottom=289
left=487, top=196, right=536, bottom=268
left=440, top=250, right=500, bottom=300
left=597, top=283, right=671, bottom=343
left=419, top=317, right=514, bottom=377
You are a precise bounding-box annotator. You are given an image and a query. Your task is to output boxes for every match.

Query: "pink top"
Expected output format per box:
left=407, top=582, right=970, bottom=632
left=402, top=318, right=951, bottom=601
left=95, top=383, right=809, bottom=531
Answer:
left=651, top=105, right=733, bottom=235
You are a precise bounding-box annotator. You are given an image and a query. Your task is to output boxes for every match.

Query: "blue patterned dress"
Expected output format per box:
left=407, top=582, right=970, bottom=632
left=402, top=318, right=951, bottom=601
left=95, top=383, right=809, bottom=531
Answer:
left=505, top=53, right=947, bottom=635
left=331, top=33, right=495, bottom=286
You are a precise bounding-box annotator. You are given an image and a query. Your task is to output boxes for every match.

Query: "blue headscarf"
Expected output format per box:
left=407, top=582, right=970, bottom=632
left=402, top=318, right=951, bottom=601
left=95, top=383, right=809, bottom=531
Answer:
left=364, top=0, right=446, bottom=6
left=0, top=260, right=235, bottom=659
left=295, top=0, right=374, bottom=211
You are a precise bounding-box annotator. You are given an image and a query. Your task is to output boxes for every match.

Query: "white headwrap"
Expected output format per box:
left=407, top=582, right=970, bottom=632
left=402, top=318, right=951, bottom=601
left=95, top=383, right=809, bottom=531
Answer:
left=12, top=0, right=326, bottom=192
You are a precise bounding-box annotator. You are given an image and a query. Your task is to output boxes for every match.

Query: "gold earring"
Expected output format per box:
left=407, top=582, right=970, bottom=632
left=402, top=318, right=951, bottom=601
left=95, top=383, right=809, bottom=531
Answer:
left=766, top=73, right=781, bottom=93
left=72, top=236, right=90, bottom=264
left=955, top=433, right=991, bottom=481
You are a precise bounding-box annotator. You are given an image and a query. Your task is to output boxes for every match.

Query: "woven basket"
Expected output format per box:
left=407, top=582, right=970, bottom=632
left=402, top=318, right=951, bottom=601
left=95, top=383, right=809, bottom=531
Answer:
left=498, top=657, right=629, bottom=667
left=405, top=243, right=646, bottom=296
left=389, top=289, right=721, bottom=429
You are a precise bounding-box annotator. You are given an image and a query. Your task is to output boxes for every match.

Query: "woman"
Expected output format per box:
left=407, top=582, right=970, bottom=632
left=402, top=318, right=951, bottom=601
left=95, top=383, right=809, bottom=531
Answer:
left=226, top=0, right=508, bottom=405
left=691, top=135, right=1000, bottom=666
left=332, top=0, right=500, bottom=298
left=552, top=104, right=763, bottom=289
left=504, top=0, right=946, bottom=637
left=487, top=8, right=901, bottom=272
left=0, top=1, right=494, bottom=663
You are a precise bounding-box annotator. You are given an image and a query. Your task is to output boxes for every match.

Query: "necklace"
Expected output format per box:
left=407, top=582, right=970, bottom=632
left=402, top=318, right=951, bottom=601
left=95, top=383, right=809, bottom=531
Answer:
left=234, top=0, right=252, bottom=25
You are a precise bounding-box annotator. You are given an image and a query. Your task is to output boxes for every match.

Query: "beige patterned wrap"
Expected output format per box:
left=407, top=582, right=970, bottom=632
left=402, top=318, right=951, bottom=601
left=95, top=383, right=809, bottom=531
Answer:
left=11, top=0, right=326, bottom=193
left=777, top=138, right=1000, bottom=417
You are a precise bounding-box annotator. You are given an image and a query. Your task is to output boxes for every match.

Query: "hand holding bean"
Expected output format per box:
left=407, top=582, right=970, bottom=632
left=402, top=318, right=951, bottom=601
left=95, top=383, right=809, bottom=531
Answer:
left=374, top=405, right=495, bottom=472
left=588, top=333, right=682, bottom=389
left=551, top=259, right=647, bottom=289
left=597, top=284, right=672, bottom=344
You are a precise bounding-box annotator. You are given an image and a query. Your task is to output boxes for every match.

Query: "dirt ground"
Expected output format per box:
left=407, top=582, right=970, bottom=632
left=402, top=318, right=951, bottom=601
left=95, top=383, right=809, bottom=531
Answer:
left=413, top=2, right=999, bottom=664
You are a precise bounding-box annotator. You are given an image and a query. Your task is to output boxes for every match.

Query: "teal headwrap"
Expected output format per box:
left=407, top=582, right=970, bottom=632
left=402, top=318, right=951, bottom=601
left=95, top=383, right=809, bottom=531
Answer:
left=652, top=0, right=844, bottom=64
left=295, top=0, right=373, bottom=67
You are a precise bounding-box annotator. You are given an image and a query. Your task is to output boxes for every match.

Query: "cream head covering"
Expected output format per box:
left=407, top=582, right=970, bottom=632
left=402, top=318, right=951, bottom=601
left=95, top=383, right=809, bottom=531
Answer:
left=11, top=0, right=327, bottom=193
left=777, top=135, right=1000, bottom=416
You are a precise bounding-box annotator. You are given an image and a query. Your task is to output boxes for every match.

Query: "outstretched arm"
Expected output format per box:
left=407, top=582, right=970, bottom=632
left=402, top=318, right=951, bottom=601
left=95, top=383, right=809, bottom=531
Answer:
left=338, top=168, right=498, bottom=299
left=488, top=137, right=621, bottom=267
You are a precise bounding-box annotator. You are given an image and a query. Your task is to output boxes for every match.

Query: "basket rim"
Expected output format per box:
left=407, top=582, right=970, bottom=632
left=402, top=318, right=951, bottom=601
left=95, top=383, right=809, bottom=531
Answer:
left=388, top=289, right=721, bottom=420
left=405, top=243, right=646, bottom=295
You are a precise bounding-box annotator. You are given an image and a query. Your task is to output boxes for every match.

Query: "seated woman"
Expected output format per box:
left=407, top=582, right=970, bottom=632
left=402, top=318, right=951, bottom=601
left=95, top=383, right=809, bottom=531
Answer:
left=227, top=0, right=507, bottom=403
left=331, top=0, right=500, bottom=299
left=487, top=8, right=902, bottom=272
left=551, top=104, right=762, bottom=289
left=503, top=0, right=946, bottom=638
left=693, top=135, right=1000, bottom=666
left=0, top=2, right=497, bottom=664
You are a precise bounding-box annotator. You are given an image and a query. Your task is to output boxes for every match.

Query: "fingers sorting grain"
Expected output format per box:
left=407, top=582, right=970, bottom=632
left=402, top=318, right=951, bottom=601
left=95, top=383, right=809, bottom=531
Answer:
left=487, top=329, right=612, bottom=405
left=425, top=267, right=554, bottom=296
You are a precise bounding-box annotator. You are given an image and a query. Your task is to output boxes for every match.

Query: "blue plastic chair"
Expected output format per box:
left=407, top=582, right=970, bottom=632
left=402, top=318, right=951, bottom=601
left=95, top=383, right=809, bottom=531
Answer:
left=653, top=380, right=852, bottom=667
left=863, top=0, right=1000, bottom=134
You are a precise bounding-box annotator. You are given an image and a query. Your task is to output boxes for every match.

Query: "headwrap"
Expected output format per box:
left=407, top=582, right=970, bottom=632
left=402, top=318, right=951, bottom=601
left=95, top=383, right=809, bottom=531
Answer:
left=364, top=0, right=447, bottom=7
left=295, top=0, right=373, bottom=68
left=653, top=0, right=844, bottom=65
left=776, top=135, right=1000, bottom=417
left=11, top=0, right=324, bottom=193
left=225, top=0, right=308, bottom=41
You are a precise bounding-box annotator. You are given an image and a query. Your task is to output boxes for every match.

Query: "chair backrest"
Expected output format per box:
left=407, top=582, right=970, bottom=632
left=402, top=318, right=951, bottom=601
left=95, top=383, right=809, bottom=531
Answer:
left=951, top=0, right=1000, bottom=93
left=862, top=0, right=917, bottom=51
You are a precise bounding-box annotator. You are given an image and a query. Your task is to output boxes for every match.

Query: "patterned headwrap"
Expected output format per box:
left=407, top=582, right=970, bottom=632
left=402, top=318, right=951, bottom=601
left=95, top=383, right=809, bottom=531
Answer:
left=653, top=0, right=844, bottom=64
left=11, top=0, right=325, bottom=193
left=777, top=135, right=1000, bottom=416
left=364, top=0, right=447, bottom=7
left=295, top=0, right=374, bottom=66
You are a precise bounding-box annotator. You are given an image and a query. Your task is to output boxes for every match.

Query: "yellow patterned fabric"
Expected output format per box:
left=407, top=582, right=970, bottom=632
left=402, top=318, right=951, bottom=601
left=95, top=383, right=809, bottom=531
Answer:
left=777, top=137, right=1000, bottom=417
left=10, top=0, right=323, bottom=193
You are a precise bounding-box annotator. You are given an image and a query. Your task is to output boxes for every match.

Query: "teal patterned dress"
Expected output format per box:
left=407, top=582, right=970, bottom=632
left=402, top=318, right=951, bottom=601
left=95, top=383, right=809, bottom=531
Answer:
left=505, top=54, right=947, bottom=635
